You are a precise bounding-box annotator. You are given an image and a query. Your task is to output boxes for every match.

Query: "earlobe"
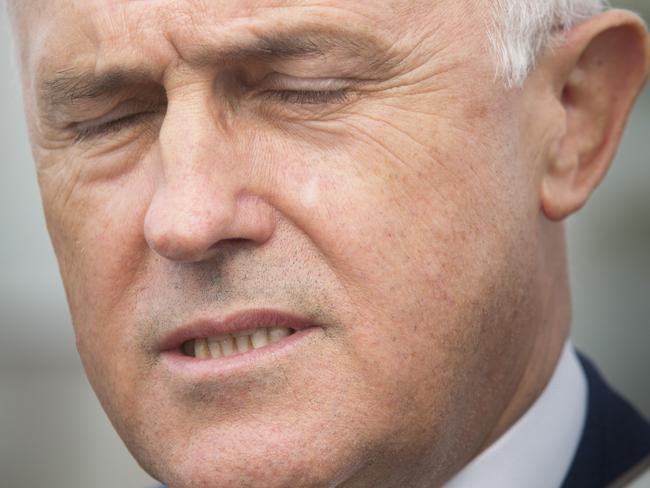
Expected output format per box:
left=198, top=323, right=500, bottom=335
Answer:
left=540, top=9, right=650, bottom=222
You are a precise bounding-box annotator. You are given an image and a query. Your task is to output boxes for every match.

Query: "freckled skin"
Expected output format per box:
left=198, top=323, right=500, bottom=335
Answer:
left=10, top=0, right=649, bottom=487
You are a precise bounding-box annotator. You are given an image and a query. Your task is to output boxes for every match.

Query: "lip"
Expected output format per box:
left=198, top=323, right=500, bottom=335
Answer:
left=158, top=308, right=318, bottom=353
left=160, top=326, right=320, bottom=378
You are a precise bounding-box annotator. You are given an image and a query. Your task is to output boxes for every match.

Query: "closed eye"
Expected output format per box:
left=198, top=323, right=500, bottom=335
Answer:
left=261, top=89, right=350, bottom=105
left=253, top=73, right=353, bottom=106
left=75, top=112, right=150, bottom=142
left=72, top=80, right=349, bottom=142
left=73, top=100, right=166, bottom=143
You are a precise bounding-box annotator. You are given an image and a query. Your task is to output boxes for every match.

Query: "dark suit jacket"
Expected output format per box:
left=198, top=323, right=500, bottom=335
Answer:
left=157, top=354, right=650, bottom=488
left=561, top=354, right=650, bottom=488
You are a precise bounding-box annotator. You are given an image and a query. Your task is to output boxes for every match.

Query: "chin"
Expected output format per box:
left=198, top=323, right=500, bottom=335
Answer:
left=125, top=418, right=369, bottom=488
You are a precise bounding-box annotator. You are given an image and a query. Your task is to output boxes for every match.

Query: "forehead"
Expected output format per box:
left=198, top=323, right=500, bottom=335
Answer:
left=16, top=1, right=386, bottom=67
left=16, top=0, right=485, bottom=83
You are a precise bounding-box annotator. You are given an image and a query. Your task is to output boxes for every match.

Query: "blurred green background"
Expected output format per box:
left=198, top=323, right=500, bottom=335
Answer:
left=0, top=2, right=648, bottom=487
left=622, top=0, right=650, bottom=18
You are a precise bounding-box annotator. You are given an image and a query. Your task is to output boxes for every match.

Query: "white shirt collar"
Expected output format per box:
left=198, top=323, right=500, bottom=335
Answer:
left=445, top=341, right=588, bottom=488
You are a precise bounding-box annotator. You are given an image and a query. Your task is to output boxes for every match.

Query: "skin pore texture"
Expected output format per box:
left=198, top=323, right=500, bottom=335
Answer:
left=10, top=0, right=650, bottom=487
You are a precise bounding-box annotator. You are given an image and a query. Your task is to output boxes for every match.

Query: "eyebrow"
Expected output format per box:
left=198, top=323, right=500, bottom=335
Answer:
left=40, top=68, right=153, bottom=111
left=38, top=29, right=391, bottom=117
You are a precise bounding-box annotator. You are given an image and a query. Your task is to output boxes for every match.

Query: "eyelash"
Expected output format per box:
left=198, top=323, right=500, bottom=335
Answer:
left=261, top=89, right=350, bottom=105
left=75, top=112, right=152, bottom=143
left=74, top=89, right=350, bottom=142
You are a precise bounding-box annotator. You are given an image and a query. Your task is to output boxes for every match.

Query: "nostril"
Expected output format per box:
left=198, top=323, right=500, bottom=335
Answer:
left=209, top=238, right=248, bottom=249
left=207, top=238, right=258, bottom=255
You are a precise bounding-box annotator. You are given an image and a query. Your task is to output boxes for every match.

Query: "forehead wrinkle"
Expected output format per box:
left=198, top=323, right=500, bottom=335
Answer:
left=31, top=0, right=412, bottom=122
left=151, top=1, right=401, bottom=69
left=31, top=0, right=401, bottom=65
left=21, top=0, right=423, bottom=83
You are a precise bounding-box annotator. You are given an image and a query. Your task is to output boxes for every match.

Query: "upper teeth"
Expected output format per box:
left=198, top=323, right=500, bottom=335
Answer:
left=184, top=327, right=293, bottom=359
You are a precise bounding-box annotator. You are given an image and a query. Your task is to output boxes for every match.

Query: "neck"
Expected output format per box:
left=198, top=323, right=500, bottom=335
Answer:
left=478, top=221, right=572, bottom=457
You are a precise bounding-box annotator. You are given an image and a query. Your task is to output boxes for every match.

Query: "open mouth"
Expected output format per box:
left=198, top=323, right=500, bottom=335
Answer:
left=158, top=309, right=318, bottom=373
left=181, top=327, right=297, bottom=359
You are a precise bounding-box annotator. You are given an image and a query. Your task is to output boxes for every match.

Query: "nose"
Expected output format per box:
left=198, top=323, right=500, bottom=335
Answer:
left=143, top=96, right=276, bottom=263
left=144, top=187, right=276, bottom=262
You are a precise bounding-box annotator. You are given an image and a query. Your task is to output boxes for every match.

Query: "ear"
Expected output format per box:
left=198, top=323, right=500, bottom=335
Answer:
left=539, top=10, right=650, bottom=221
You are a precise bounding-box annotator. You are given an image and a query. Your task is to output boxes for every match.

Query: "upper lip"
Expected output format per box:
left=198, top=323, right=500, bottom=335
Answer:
left=158, top=308, right=316, bottom=352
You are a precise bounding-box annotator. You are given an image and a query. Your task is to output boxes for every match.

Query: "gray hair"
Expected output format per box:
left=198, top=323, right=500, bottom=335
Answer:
left=490, top=0, right=608, bottom=87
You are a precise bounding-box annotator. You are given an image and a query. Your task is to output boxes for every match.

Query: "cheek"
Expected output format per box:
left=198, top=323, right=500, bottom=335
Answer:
left=283, top=117, right=535, bottom=416
left=43, top=167, right=153, bottom=360
left=294, top=132, right=503, bottom=307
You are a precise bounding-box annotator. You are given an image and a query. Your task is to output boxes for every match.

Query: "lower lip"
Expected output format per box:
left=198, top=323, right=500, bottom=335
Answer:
left=159, top=327, right=321, bottom=378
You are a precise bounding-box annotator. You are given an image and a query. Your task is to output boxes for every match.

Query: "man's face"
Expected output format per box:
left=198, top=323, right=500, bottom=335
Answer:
left=17, top=0, right=548, bottom=486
